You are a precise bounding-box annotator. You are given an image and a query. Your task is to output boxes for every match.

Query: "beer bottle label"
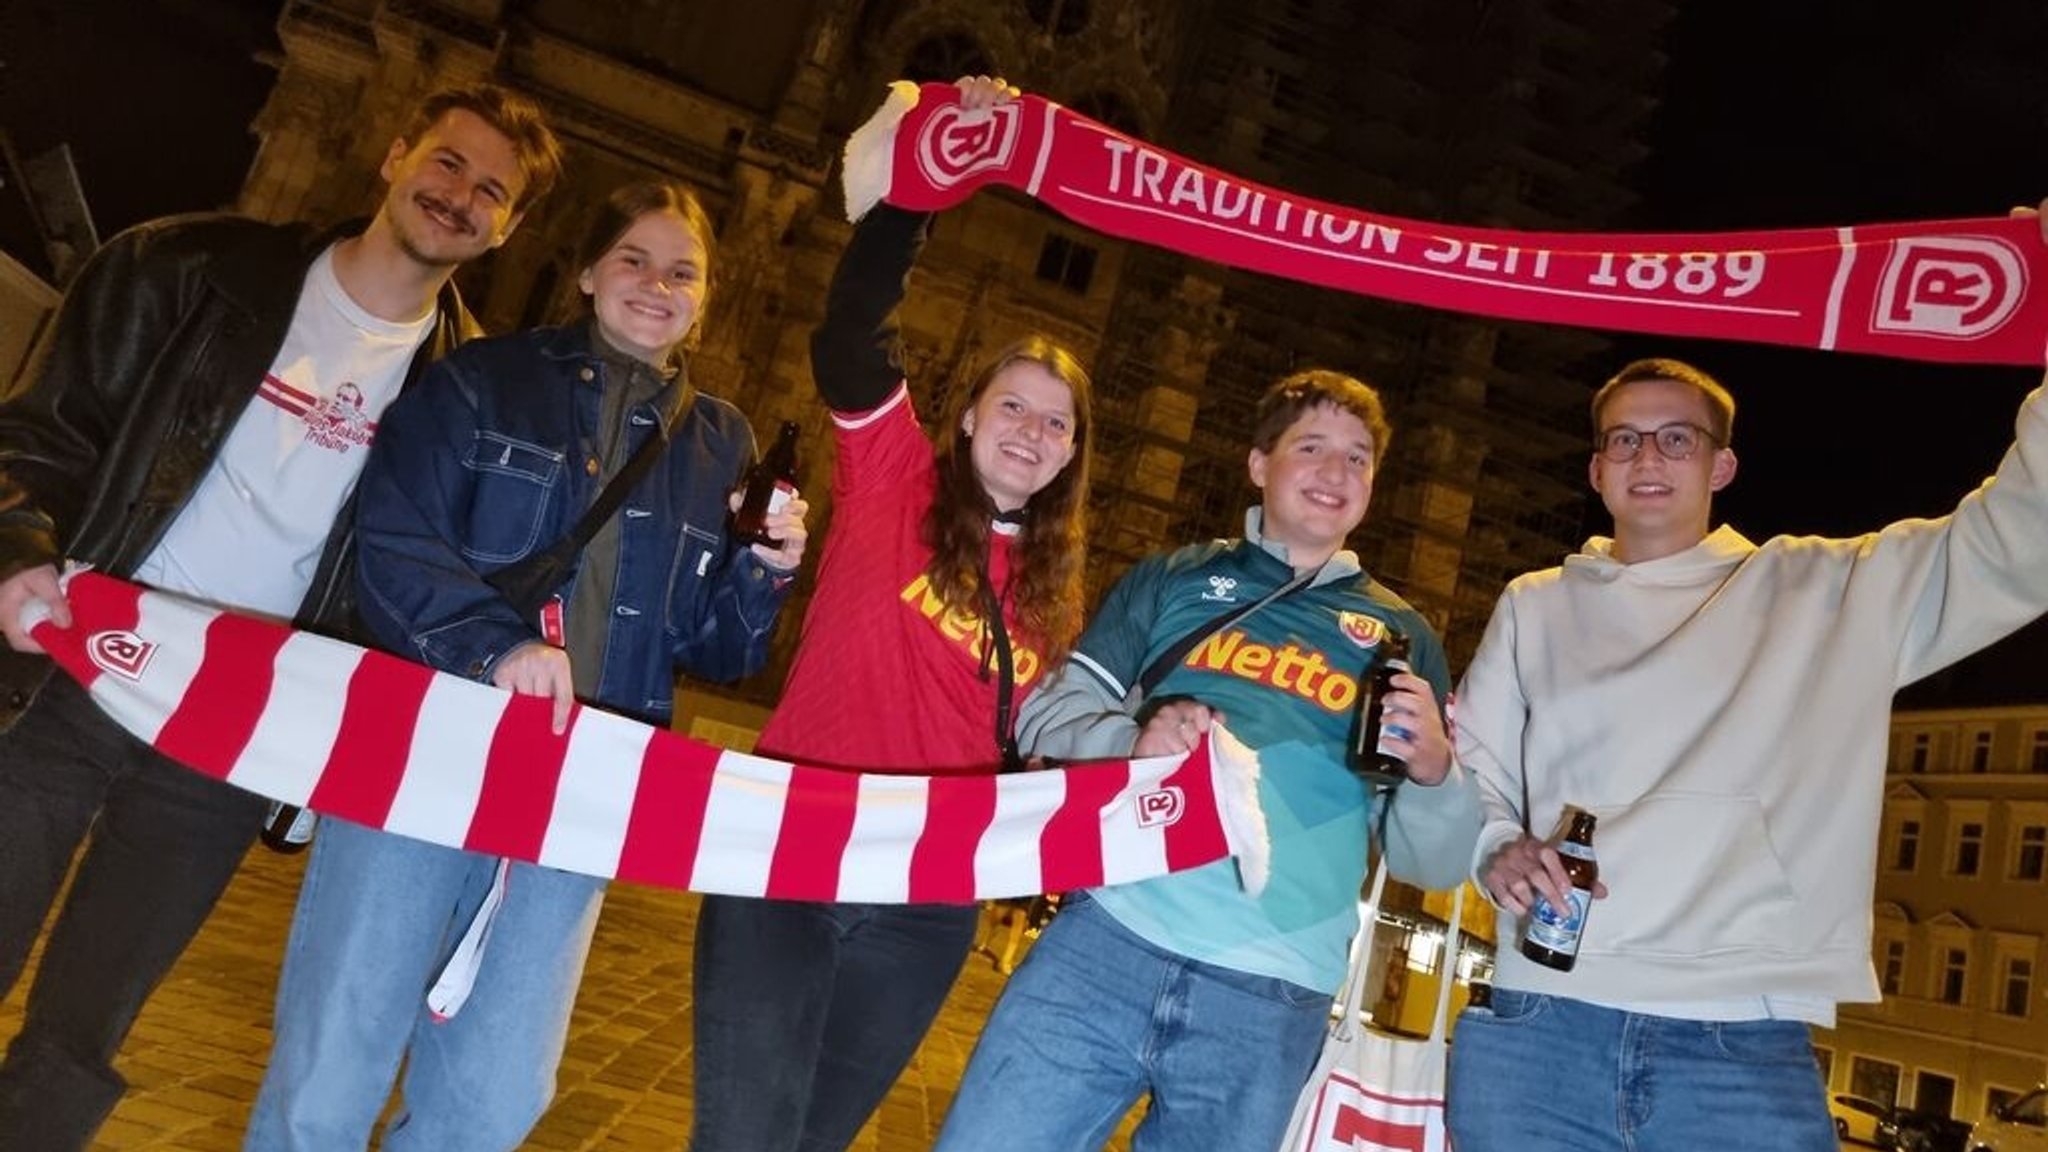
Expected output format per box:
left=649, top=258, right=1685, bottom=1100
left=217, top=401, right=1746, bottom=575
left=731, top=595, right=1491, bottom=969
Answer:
left=1373, top=658, right=1414, bottom=757
left=1525, top=888, right=1591, bottom=956
left=765, top=480, right=796, bottom=517
left=1556, top=840, right=1595, bottom=862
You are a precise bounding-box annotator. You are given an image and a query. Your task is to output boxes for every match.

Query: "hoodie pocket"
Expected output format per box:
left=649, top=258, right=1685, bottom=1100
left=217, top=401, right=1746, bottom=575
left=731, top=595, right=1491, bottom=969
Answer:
left=1583, top=792, right=1799, bottom=960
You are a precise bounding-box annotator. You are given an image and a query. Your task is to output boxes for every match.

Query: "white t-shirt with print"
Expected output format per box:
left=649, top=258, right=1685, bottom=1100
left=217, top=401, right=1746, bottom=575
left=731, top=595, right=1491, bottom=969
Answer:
left=133, top=246, right=435, bottom=619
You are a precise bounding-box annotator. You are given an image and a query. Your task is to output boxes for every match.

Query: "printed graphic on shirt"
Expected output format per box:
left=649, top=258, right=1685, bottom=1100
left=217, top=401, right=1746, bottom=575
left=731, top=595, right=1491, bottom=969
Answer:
left=1181, top=627, right=1359, bottom=713
left=898, top=572, right=1043, bottom=685
left=1201, top=575, right=1240, bottom=603
left=259, top=374, right=379, bottom=452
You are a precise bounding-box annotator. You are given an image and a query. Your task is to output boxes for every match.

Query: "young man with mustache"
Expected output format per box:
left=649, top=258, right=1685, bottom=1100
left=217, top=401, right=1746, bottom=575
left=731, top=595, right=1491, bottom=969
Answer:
left=0, top=84, right=561, bottom=1151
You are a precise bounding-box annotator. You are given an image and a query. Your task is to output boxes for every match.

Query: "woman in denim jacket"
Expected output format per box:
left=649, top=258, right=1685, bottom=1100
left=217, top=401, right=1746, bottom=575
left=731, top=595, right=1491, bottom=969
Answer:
left=245, top=180, right=808, bottom=1152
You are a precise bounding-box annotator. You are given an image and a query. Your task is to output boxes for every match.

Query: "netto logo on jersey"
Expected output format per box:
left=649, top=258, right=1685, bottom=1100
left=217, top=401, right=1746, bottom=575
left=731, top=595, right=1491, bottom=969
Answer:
left=1135, top=786, right=1185, bottom=829
left=87, top=630, right=157, bottom=682
left=1873, top=236, right=2026, bottom=340
left=915, top=102, right=1023, bottom=189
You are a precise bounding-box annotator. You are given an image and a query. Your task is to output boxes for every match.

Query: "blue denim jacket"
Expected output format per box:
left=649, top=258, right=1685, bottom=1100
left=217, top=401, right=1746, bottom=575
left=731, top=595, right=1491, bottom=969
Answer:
left=353, top=324, right=787, bottom=722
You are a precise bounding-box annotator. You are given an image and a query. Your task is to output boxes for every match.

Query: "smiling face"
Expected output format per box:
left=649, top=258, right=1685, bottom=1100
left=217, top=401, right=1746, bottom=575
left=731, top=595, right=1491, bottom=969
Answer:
left=376, top=107, right=529, bottom=269
left=960, top=360, right=1080, bottom=512
left=1248, top=401, right=1376, bottom=568
left=577, top=209, right=709, bottom=365
left=1589, top=376, right=1738, bottom=562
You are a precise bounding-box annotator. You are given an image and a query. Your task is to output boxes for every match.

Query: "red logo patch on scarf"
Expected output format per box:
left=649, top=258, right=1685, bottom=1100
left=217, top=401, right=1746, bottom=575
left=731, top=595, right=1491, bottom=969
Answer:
left=87, top=630, right=156, bottom=681
left=916, top=103, right=1023, bottom=189
left=1136, top=785, right=1185, bottom=828
left=1875, top=237, right=2027, bottom=339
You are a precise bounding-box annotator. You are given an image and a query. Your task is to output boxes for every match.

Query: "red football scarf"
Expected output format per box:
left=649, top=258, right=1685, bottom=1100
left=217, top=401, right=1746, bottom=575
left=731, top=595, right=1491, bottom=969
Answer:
left=845, top=82, right=2048, bottom=366
left=27, top=572, right=1270, bottom=902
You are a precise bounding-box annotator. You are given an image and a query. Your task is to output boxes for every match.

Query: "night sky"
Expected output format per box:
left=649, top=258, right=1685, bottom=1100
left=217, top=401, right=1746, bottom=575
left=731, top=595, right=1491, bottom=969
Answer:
left=5, top=0, right=2047, bottom=696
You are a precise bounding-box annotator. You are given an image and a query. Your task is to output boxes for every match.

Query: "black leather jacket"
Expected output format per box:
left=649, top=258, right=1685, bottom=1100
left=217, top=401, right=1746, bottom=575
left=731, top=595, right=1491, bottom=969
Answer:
left=0, top=213, right=475, bottom=724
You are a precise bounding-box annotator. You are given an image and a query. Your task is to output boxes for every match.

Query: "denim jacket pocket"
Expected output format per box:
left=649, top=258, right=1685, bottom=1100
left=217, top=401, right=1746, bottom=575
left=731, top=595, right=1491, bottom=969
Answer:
left=663, top=522, right=725, bottom=628
left=460, top=431, right=565, bottom=565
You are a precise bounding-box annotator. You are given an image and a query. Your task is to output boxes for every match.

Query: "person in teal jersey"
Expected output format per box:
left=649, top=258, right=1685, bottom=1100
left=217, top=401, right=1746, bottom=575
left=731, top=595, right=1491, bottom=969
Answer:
left=933, top=369, right=1482, bottom=1152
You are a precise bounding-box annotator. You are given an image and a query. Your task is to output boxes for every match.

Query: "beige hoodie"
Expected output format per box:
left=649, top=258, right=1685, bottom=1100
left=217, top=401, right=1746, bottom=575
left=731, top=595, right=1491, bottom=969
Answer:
left=1457, top=377, right=2048, bottom=1011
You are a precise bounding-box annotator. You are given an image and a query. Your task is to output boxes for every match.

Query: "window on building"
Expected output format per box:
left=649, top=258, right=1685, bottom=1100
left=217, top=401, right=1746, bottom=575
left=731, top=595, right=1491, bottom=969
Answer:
left=1970, top=729, right=1993, bottom=772
left=2015, top=826, right=2047, bottom=882
left=1939, top=948, right=1968, bottom=1005
left=1953, top=823, right=1984, bottom=876
left=1892, top=820, right=1920, bottom=872
left=2031, top=730, right=2048, bottom=773
left=1850, top=1057, right=1901, bottom=1109
left=2002, top=958, right=2033, bottom=1017
left=1035, top=233, right=1098, bottom=294
left=1986, top=1086, right=2023, bottom=1121
left=1909, top=732, right=1931, bottom=773
left=1880, top=940, right=1906, bottom=996
left=1813, top=1046, right=1834, bottom=1087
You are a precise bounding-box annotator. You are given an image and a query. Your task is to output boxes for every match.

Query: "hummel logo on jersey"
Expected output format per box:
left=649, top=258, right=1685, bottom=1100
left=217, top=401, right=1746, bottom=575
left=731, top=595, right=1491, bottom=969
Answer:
left=1202, top=576, right=1240, bottom=603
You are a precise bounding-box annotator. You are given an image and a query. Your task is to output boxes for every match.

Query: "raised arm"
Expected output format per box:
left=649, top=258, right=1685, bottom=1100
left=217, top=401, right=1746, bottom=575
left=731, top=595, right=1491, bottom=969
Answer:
left=808, top=204, right=931, bottom=413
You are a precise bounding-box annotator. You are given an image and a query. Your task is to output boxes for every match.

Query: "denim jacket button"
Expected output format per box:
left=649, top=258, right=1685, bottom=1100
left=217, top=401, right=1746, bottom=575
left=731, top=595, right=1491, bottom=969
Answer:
left=578, top=367, right=595, bottom=382
left=585, top=456, right=600, bottom=476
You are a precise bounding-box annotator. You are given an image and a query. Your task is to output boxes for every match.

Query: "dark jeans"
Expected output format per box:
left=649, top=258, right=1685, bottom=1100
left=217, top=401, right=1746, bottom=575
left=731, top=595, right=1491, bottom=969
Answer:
left=0, top=674, right=266, bottom=1152
left=689, top=894, right=980, bottom=1152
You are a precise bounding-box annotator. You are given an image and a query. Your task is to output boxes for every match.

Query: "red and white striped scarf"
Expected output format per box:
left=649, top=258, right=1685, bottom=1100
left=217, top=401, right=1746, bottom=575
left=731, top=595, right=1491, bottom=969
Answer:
left=27, top=571, right=1269, bottom=901
left=846, top=82, right=2048, bottom=367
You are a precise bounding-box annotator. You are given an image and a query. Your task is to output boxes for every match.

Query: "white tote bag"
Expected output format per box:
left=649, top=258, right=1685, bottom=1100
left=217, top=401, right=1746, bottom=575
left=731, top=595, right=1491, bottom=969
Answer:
left=1278, top=856, right=1465, bottom=1152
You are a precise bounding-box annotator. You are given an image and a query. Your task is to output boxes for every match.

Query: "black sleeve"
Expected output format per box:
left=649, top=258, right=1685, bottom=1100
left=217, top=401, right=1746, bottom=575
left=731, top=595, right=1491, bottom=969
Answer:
left=807, top=204, right=932, bottom=413
left=0, top=225, right=171, bottom=582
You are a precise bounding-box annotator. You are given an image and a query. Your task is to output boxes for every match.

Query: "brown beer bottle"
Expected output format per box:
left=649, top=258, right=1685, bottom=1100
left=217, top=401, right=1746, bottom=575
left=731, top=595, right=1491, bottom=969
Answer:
left=1349, top=632, right=1413, bottom=787
left=732, top=420, right=801, bottom=548
left=1519, top=808, right=1598, bottom=971
left=260, top=801, right=316, bottom=855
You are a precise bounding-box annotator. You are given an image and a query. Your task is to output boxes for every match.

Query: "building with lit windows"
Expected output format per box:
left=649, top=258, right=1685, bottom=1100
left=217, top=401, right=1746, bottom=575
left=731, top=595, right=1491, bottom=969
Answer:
left=1815, top=702, right=2048, bottom=1126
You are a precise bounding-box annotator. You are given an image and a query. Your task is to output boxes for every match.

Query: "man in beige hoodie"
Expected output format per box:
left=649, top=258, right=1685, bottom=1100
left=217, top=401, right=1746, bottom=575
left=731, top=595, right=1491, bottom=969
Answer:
left=1448, top=204, right=2048, bottom=1152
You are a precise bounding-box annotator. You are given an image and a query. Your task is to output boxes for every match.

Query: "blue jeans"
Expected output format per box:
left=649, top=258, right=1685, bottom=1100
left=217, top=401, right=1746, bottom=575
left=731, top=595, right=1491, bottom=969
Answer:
left=933, top=893, right=1331, bottom=1152
left=243, top=818, right=605, bottom=1152
left=1446, top=988, right=1838, bottom=1152
left=0, top=674, right=265, bottom=1152
left=689, top=894, right=980, bottom=1152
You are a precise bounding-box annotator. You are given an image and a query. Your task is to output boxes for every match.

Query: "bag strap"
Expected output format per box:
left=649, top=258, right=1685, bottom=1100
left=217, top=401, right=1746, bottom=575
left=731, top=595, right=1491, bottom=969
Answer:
left=1331, top=855, right=1467, bottom=1046
left=554, top=425, right=672, bottom=560
left=1426, top=883, right=1466, bottom=1044
left=1130, top=568, right=1316, bottom=704
left=978, top=576, right=1026, bottom=774
left=1329, top=853, right=1392, bottom=1043
left=488, top=425, right=673, bottom=601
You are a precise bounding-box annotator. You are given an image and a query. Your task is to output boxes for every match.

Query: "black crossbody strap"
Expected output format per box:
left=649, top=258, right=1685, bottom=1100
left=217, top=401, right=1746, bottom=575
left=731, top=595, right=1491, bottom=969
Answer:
left=483, top=427, right=674, bottom=621
left=1130, top=569, right=1316, bottom=703
left=555, top=426, right=671, bottom=561
left=979, top=576, right=1026, bottom=775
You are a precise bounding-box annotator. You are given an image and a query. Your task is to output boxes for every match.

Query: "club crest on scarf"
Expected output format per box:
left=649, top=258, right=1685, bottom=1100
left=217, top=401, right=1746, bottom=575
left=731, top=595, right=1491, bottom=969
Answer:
left=1339, top=612, right=1387, bottom=650
left=1135, top=785, right=1185, bottom=829
left=87, top=630, right=157, bottom=682
left=1875, top=236, right=2027, bottom=338
left=916, top=101, right=1022, bottom=189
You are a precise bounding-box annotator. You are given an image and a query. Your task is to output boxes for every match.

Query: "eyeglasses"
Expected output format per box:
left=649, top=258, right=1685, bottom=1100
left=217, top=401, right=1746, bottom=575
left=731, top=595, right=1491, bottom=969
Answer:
left=1595, top=421, right=1719, bottom=463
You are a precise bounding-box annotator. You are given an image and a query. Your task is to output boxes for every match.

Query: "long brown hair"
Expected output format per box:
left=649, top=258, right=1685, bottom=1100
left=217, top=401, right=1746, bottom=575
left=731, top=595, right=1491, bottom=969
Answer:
left=923, top=336, right=1093, bottom=663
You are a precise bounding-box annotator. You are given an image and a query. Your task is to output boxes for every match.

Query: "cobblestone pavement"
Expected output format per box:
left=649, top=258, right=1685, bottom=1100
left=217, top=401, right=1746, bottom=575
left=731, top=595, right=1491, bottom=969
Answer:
left=2, top=849, right=1139, bottom=1150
